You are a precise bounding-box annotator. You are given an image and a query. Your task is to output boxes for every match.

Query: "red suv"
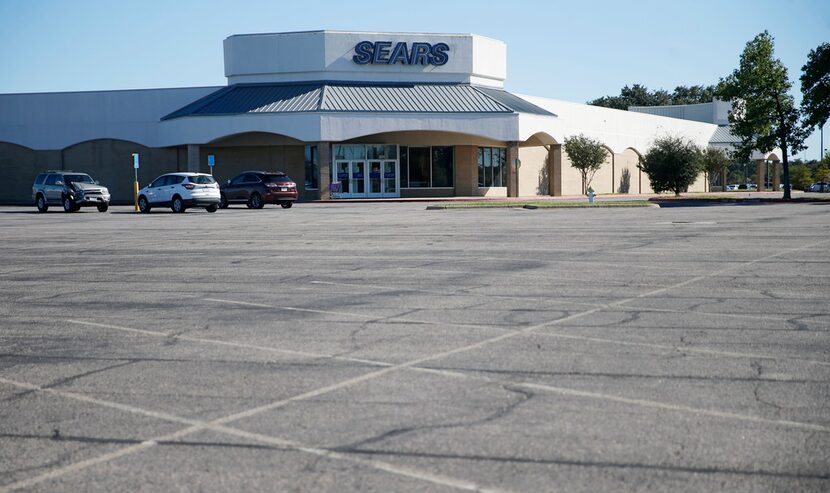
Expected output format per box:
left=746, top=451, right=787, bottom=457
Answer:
left=219, top=171, right=298, bottom=209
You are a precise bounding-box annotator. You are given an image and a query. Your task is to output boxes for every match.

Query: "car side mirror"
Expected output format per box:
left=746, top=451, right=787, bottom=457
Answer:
left=95, top=180, right=100, bottom=184
left=55, top=180, right=63, bottom=185
left=226, top=179, right=231, bottom=185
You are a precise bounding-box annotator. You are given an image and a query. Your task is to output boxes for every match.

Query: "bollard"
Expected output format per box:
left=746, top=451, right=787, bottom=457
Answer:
left=587, top=189, right=595, bottom=203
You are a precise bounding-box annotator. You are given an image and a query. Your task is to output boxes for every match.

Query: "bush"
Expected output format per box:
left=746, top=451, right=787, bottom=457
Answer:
left=639, top=136, right=703, bottom=196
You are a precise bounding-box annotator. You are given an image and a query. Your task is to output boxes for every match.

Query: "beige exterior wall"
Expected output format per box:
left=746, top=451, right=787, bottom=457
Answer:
left=454, top=145, right=477, bottom=196
left=200, top=145, right=305, bottom=193
left=0, top=142, right=61, bottom=204
left=614, top=149, right=641, bottom=194
left=517, top=146, right=549, bottom=196
left=590, top=149, right=614, bottom=194
left=559, top=150, right=585, bottom=195
left=688, top=173, right=707, bottom=193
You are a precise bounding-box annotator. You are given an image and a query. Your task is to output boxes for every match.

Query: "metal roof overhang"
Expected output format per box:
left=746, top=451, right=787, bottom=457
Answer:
left=162, top=81, right=555, bottom=119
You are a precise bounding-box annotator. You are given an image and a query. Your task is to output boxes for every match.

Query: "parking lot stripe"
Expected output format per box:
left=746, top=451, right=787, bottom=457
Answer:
left=0, top=376, right=504, bottom=493
left=67, top=319, right=390, bottom=367
left=516, top=382, right=830, bottom=433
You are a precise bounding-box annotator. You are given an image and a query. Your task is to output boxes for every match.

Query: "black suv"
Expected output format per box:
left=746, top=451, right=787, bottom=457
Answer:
left=32, top=171, right=111, bottom=213
left=219, top=171, right=298, bottom=209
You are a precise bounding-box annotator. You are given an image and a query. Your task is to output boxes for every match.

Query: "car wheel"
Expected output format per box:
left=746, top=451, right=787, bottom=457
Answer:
left=171, top=196, right=185, bottom=213
left=63, top=196, right=77, bottom=213
left=248, top=192, right=264, bottom=209
left=219, top=194, right=228, bottom=209
left=138, top=196, right=151, bottom=214
left=36, top=194, right=48, bottom=213
left=205, top=204, right=218, bottom=213
left=280, top=201, right=293, bottom=209
left=97, top=203, right=109, bottom=213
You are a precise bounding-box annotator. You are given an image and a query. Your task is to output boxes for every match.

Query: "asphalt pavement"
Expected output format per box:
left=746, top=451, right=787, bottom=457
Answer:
left=0, top=201, right=828, bottom=492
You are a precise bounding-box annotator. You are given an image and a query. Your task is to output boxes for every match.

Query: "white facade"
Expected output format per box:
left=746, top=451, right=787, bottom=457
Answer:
left=224, top=30, right=507, bottom=87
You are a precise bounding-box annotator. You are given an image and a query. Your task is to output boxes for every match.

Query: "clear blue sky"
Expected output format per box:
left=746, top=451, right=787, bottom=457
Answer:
left=1, top=0, right=828, bottom=158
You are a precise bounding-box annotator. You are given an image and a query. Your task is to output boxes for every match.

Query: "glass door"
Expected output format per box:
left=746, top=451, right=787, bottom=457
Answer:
left=332, top=158, right=397, bottom=198
left=351, top=161, right=366, bottom=196
left=382, top=161, right=399, bottom=197
left=336, top=161, right=350, bottom=197
left=368, top=161, right=383, bottom=198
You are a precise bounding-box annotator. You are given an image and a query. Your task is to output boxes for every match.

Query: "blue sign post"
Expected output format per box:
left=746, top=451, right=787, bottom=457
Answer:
left=132, top=153, right=140, bottom=212
left=208, top=154, right=215, bottom=175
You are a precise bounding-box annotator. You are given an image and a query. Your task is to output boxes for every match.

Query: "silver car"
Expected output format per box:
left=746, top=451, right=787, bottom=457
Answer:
left=32, top=171, right=111, bottom=213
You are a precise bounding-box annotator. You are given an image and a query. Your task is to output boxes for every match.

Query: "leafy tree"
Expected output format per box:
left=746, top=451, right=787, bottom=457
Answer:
left=801, top=42, right=830, bottom=130
left=815, top=163, right=830, bottom=182
left=588, top=84, right=716, bottom=109
left=789, top=164, right=813, bottom=190
left=564, top=134, right=608, bottom=194
left=639, top=136, right=703, bottom=196
left=717, top=31, right=809, bottom=199
left=699, top=148, right=731, bottom=189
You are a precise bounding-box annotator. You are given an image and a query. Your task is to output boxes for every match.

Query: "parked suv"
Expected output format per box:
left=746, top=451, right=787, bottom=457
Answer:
left=32, top=171, right=110, bottom=213
left=219, top=171, right=298, bottom=209
left=138, top=172, right=220, bottom=213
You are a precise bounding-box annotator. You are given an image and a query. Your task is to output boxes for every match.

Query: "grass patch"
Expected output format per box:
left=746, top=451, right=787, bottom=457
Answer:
left=427, top=200, right=655, bottom=210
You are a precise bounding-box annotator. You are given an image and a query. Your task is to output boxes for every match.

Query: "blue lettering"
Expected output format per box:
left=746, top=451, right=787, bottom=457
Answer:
left=352, top=41, right=373, bottom=65
left=353, top=41, right=450, bottom=66
left=388, top=42, right=410, bottom=65
left=372, top=41, right=392, bottom=64
left=409, top=43, right=431, bottom=65
left=430, top=43, right=449, bottom=66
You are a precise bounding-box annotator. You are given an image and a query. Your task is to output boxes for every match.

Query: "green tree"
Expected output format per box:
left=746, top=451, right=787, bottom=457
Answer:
left=789, top=164, right=813, bottom=190
left=717, top=31, right=809, bottom=199
left=699, top=148, right=731, bottom=190
left=588, top=84, right=716, bottom=109
left=815, top=164, right=830, bottom=182
left=564, top=134, right=608, bottom=194
left=639, top=136, right=703, bottom=196
left=801, top=42, right=830, bottom=130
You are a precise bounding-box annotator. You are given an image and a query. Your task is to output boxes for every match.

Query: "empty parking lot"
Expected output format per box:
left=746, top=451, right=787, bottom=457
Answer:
left=1, top=202, right=829, bottom=492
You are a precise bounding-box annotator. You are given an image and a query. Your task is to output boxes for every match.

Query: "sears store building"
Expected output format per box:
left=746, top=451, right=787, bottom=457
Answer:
left=0, top=30, right=738, bottom=203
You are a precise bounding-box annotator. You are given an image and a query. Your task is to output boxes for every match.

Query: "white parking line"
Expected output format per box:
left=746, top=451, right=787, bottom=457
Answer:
left=0, top=375, right=505, bottom=493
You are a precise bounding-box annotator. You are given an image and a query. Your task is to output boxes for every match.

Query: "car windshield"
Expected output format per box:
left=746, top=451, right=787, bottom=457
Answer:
left=263, top=174, right=291, bottom=183
left=64, top=174, right=94, bottom=184
left=189, top=175, right=216, bottom=184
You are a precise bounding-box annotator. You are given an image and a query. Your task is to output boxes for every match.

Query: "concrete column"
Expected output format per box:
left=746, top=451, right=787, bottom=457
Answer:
left=756, top=159, right=765, bottom=191
left=454, top=145, right=477, bottom=196
left=721, top=169, right=728, bottom=192
left=506, top=142, right=519, bottom=197
left=187, top=145, right=200, bottom=173
left=772, top=161, right=781, bottom=191
left=318, top=142, right=331, bottom=200
left=547, top=146, right=556, bottom=196
left=551, top=144, right=562, bottom=196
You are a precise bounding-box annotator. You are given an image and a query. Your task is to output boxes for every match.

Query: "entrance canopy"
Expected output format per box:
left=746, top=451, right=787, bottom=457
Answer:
left=163, top=82, right=554, bottom=120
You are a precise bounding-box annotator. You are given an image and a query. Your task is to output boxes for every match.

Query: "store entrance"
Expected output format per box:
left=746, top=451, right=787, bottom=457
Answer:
left=335, top=160, right=399, bottom=198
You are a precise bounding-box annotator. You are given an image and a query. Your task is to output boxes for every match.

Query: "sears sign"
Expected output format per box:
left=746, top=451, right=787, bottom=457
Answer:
left=353, top=41, right=450, bottom=66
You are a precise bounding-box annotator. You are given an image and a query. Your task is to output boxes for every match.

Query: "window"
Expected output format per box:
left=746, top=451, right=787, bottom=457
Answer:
left=478, top=147, right=506, bottom=187
left=44, top=174, right=58, bottom=185
left=333, top=144, right=366, bottom=160
left=189, top=175, right=215, bottom=184
left=408, top=147, right=430, bottom=188
left=35, top=173, right=47, bottom=185
left=240, top=173, right=259, bottom=183
left=431, top=146, right=453, bottom=187
left=304, top=145, right=319, bottom=190
left=367, top=144, right=397, bottom=160
left=150, top=176, right=168, bottom=188
left=230, top=174, right=246, bottom=185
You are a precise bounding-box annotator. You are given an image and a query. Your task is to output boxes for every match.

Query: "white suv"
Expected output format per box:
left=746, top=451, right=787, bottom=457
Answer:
left=138, top=173, right=220, bottom=213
